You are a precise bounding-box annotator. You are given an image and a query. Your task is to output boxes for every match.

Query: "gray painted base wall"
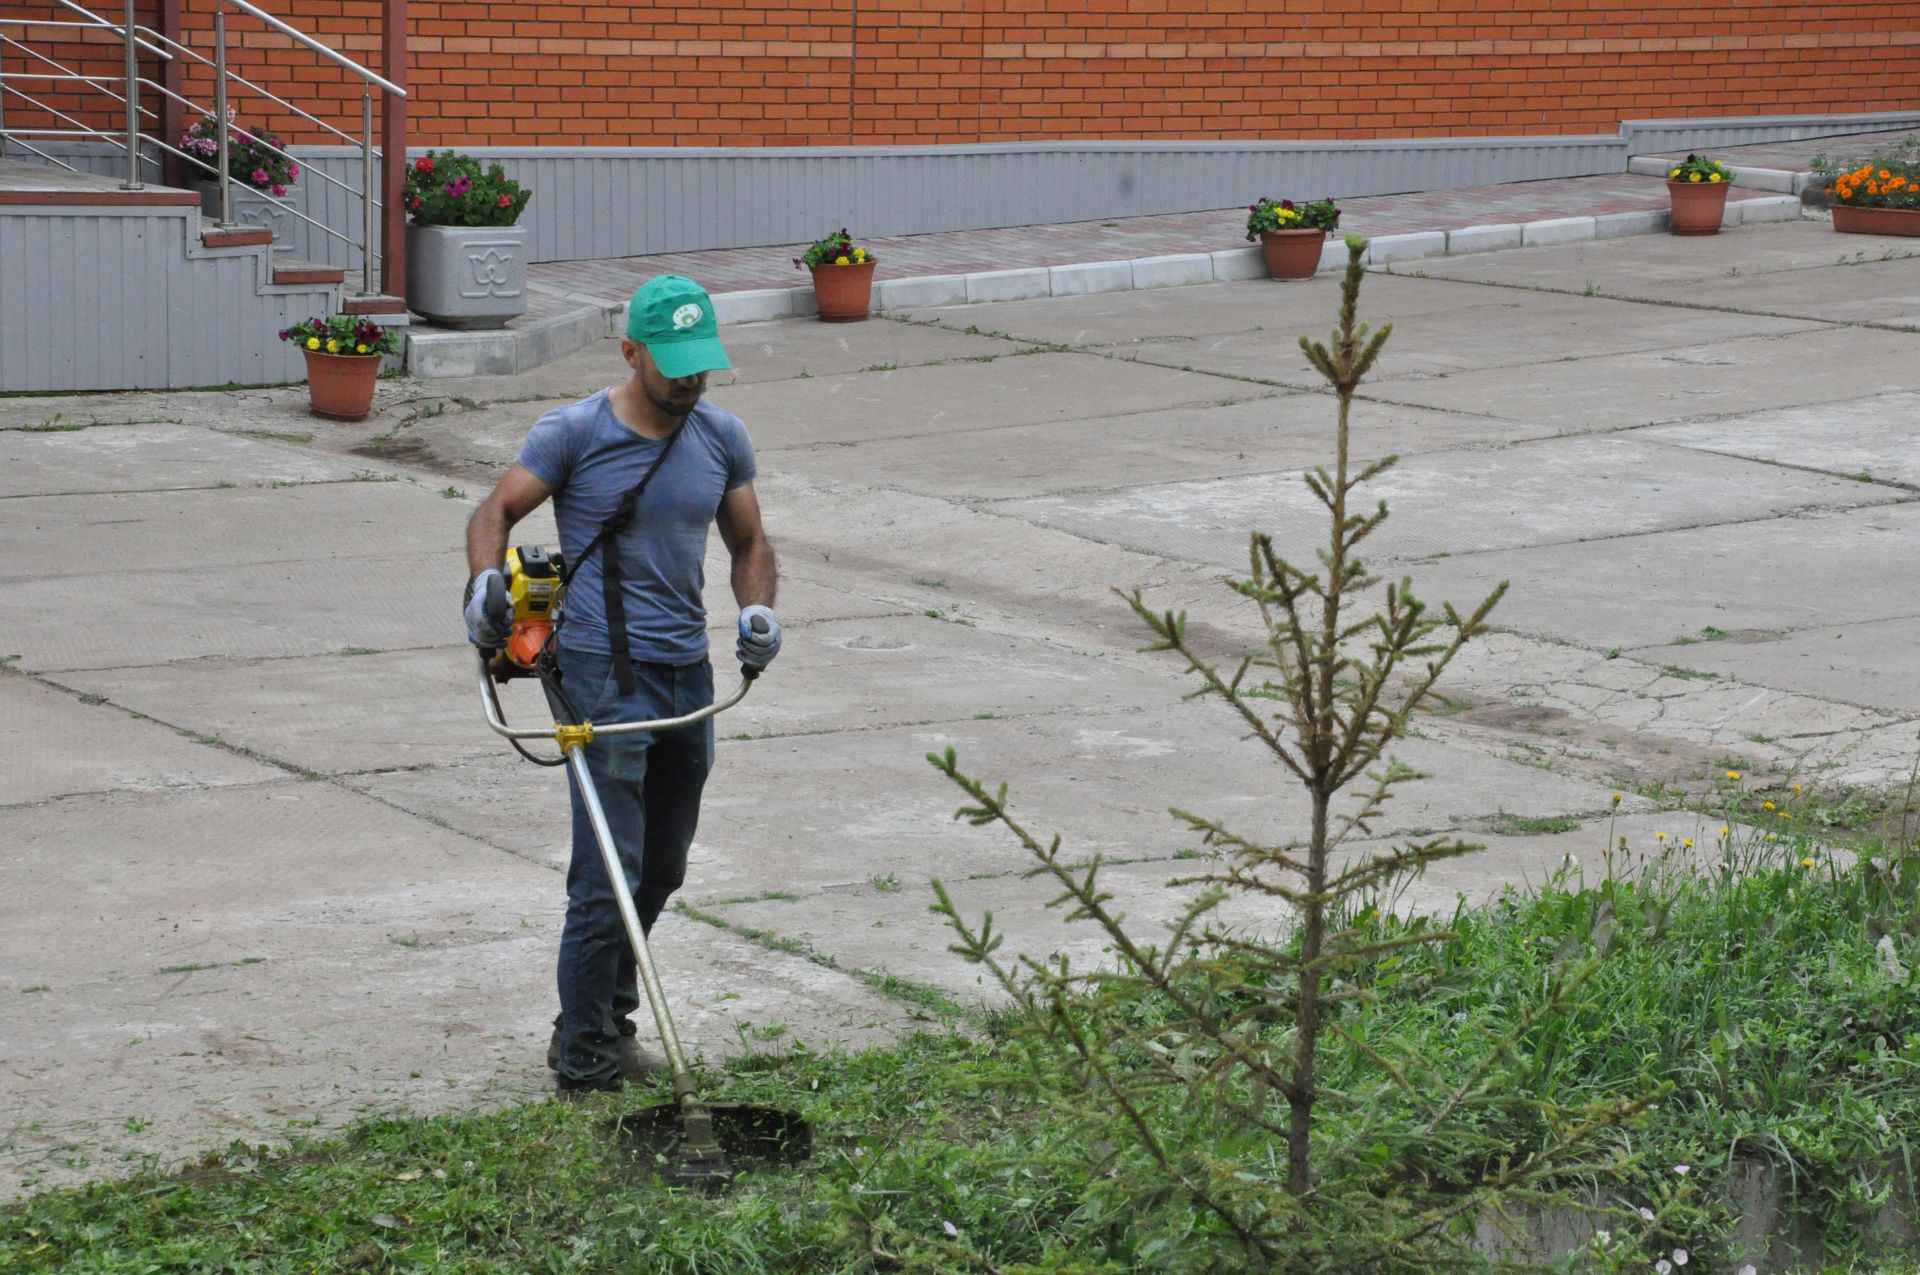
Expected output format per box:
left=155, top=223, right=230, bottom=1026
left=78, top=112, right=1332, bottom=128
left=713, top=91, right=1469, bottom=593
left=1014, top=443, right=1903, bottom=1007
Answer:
left=0, top=201, right=339, bottom=392
left=18, top=110, right=1917, bottom=269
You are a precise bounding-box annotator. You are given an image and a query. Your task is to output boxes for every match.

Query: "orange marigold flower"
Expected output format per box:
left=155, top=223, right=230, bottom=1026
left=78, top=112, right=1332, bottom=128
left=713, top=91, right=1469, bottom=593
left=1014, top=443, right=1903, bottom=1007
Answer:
left=1880, top=168, right=1892, bottom=179
left=1868, top=182, right=1881, bottom=196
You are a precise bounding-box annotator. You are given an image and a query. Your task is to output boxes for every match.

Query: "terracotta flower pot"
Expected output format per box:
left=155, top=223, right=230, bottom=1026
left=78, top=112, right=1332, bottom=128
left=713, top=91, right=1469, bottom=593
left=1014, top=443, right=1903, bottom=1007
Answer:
left=810, top=260, right=876, bottom=322
left=302, top=348, right=382, bottom=421
left=1259, top=229, right=1328, bottom=280
left=1831, top=204, right=1920, bottom=237
left=1667, top=180, right=1730, bottom=236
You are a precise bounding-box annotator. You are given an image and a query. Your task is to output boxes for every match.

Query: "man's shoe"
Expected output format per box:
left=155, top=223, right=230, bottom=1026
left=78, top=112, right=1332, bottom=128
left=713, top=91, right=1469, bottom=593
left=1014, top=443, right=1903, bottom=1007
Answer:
left=548, top=1026, right=668, bottom=1082
left=553, top=1072, right=622, bottom=1101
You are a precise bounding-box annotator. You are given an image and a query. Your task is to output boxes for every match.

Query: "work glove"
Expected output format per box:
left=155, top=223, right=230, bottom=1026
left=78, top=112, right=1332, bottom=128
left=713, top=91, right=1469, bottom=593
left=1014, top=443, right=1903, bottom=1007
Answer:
left=737, top=604, right=782, bottom=671
left=464, top=568, right=511, bottom=649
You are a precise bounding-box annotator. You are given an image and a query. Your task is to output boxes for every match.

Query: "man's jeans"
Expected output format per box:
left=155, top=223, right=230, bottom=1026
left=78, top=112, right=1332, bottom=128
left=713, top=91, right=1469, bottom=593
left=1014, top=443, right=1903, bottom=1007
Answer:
left=550, top=648, right=714, bottom=1085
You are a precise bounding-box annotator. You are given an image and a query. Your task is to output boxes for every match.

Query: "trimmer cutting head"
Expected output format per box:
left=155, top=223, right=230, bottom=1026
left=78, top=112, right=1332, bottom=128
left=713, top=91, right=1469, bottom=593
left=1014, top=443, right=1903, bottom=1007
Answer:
left=613, top=1101, right=811, bottom=1192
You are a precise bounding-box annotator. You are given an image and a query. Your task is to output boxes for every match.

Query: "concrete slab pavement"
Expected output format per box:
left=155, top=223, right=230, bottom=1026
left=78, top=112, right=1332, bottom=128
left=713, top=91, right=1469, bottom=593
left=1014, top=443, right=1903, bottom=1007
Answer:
left=6, top=216, right=1919, bottom=1202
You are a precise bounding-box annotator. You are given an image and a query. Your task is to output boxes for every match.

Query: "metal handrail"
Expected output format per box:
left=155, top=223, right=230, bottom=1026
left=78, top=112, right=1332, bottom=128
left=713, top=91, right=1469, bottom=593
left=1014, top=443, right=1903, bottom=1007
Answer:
left=222, top=0, right=403, bottom=98
left=132, top=22, right=372, bottom=151
left=0, top=0, right=403, bottom=293
left=39, top=2, right=172, bottom=62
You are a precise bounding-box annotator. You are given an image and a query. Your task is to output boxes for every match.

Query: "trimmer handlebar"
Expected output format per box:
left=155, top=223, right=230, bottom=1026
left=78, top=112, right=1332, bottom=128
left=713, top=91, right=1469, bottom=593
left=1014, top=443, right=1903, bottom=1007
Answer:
left=475, top=648, right=757, bottom=743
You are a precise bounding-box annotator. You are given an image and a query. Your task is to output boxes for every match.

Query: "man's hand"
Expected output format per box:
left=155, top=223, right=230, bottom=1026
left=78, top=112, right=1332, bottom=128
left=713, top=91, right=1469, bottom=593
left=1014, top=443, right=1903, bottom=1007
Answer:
left=737, top=604, right=781, bottom=670
left=464, top=569, right=511, bottom=649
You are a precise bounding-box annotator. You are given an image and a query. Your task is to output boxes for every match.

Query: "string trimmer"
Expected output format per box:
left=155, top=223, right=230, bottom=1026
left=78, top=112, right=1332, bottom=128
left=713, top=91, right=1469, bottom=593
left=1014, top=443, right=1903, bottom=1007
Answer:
left=475, top=544, right=807, bottom=1188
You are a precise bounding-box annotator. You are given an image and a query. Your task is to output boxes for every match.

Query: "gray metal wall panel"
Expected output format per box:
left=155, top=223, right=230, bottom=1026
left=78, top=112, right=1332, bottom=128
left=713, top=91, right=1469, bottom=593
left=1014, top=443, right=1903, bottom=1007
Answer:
left=0, top=201, right=334, bottom=391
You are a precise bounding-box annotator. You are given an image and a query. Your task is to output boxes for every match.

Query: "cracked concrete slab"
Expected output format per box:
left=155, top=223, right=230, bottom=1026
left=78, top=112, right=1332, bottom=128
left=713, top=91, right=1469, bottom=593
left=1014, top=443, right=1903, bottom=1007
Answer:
left=712, top=351, right=1281, bottom=448
left=1409, top=503, right=1920, bottom=653
left=990, top=434, right=1902, bottom=568
left=0, top=782, right=914, bottom=1199
left=0, top=676, right=282, bottom=805
left=892, top=272, right=1508, bottom=348
left=1099, top=290, right=1826, bottom=388
left=0, top=423, right=380, bottom=498
left=0, top=481, right=477, bottom=582
left=766, top=391, right=1567, bottom=501
left=1641, top=394, right=1920, bottom=489
left=1622, top=618, right=1920, bottom=717
left=1360, top=324, right=1920, bottom=432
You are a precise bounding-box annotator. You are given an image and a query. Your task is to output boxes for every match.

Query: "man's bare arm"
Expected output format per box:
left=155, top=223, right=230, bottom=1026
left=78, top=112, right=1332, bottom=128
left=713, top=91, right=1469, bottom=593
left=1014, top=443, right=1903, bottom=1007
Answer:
left=715, top=481, right=778, bottom=609
left=467, top=463, right=555, bottom=578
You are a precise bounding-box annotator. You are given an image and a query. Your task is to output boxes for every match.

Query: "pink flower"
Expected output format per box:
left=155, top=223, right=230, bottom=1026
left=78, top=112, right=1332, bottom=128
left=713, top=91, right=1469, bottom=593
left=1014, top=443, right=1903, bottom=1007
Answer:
left=270, top=185, right=287, bottom=197
left=251, top=167, right=269, bottom=185
left=287, top=164, right=300, bottom=179
left=444, top=176, right=472, bottom=197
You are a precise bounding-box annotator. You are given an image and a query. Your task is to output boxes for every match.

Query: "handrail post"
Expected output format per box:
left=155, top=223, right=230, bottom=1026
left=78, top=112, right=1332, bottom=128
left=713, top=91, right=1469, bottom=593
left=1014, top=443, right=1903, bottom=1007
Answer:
left=213, top=3, right=230, bottom=225
left=119, top=0, right=141, bottom=188
left=361, top=86, right=374, bottom=296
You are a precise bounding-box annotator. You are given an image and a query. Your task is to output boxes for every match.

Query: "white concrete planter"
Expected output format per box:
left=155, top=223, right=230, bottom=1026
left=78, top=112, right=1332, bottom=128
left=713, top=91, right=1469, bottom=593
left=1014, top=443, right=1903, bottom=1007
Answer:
left=190, top=179, right=299, bottom=257
left=406, top=223, right=528, bottom=329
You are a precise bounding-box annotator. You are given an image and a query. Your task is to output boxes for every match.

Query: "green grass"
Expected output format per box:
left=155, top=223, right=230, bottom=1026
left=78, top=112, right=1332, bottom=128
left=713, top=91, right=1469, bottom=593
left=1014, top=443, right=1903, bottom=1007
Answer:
left=7, top=822, right=1919, bottom=1271
left=1477, top=810, right=1582, bottom=836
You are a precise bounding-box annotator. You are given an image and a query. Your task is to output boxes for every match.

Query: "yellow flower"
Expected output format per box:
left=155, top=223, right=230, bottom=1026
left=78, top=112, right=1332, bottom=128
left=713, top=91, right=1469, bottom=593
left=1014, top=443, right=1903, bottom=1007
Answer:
left=356, top=343, right=369, bottom=354
left=834, top=255, right=850, bottom=265
left=1800, top=857, right=1815, bottom=868
left=853, top=248, right=866, bottom=261
left=1708, top=173, right=1722, bottom=183
left=1725, top=770, right=1741, bottom=780
left=1689, top=173, right=1702, bottom=183
left=1763, top=801, right=1776, bottom=811
left=1683, top=839, right=1694, bottom=849
left=306, top=337, right=320, bottom=350
left=1719, top=825, right=1730, bottom=837
left=1656, top=832, right=1668, bottom=842
left=1792, top=784, right=1802, bottom=793
left=1611, top=792, right=1622, bottom=804
left=1779, top=811, right=1792, bottom=821
left=1669, top=167, right=1681, bottom=179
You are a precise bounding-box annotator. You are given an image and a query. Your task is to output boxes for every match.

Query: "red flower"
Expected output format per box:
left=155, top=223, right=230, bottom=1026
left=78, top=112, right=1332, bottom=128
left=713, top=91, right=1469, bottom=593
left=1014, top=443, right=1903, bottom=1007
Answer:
left=410, top=197, right=423, bottom=210
left=497, top=193, right=512, bottom=208
left=414, top=156, right=434, bottom=174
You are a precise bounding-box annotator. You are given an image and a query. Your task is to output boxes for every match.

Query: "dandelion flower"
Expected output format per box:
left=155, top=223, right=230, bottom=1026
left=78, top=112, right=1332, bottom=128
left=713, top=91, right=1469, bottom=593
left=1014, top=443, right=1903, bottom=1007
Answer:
left=1656, top=832, right=1668, bottom=842
left=1611, top=792, right=1623, bottom=804
left=1779, top=812, right=1792, bottom=821
left=1763, top=801, right=1776, bottom=811
left=1792, top=783, right=1803, bottom=793
left=1725, top=770, right=1741, bottom=780
left=1801, top=857, right=1814, bottom=868
left=1683, top=839, right=1694, bottom=849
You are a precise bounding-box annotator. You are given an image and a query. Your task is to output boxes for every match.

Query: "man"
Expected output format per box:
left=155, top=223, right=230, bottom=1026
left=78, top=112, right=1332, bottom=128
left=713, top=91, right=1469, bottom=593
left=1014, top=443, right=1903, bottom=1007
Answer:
left=463, top=274, right=781, bottom=1095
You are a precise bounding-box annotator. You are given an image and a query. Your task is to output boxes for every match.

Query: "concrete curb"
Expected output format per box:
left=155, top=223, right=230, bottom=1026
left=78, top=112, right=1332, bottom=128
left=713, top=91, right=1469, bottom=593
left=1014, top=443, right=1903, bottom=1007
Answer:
left=403, top=189, right=1813, bottom=376
left=1625, top=156, right=1819, bottom=195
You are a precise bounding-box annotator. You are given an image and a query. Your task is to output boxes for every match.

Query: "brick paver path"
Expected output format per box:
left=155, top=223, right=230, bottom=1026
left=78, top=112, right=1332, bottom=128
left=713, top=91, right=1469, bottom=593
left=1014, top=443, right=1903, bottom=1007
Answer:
left=1640, top=128, right=1915, bottom=171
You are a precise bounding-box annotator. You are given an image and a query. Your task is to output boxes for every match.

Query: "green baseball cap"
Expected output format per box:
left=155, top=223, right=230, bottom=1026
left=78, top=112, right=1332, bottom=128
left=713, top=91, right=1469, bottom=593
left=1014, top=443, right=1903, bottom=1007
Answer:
left=625, top=275, right=731, bottom=379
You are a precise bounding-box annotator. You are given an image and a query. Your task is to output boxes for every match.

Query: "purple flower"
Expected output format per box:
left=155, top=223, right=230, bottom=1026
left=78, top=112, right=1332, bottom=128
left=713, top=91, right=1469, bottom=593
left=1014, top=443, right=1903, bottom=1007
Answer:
left=278, top=329, right=289, bottom=340
left=444, top=176, right=473, bottom=198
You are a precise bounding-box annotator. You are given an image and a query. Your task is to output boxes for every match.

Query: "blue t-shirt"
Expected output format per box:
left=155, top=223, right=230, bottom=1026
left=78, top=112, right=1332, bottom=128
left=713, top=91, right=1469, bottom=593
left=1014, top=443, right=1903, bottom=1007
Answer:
left=518, top=391, right=756, bottom=664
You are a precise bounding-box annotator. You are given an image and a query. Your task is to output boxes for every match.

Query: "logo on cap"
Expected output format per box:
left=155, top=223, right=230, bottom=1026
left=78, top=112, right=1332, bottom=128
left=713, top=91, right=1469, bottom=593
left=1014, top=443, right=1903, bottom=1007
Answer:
left=671, top=303, right=703, bottom=331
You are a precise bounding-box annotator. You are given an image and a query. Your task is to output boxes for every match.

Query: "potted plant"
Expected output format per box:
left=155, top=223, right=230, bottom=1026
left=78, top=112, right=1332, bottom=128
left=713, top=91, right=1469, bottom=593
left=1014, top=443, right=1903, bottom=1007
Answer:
left=403, top=150, right=533, bottom=329
left=1246, top=198, right=1340, bottom=280
left=795, top=228, right=876, bottom=321
left=1814, top=137, right=1920, bottom=237
left=282, top=314, right=398, bottom=421
left=181, top=109, right=301, bottom=246
left=1664, top=154, right=1733, bottom=236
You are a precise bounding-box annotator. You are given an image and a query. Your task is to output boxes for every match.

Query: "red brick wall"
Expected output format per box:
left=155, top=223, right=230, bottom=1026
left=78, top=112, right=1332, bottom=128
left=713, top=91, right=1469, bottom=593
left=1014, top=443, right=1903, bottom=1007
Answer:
left=6, top=0, right=1918, bottom=149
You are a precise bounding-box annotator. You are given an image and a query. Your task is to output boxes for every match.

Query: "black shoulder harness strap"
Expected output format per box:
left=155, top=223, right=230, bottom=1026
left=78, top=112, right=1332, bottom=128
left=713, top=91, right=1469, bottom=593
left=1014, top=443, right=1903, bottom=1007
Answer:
left=561, top=418, right=688, bottom=697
